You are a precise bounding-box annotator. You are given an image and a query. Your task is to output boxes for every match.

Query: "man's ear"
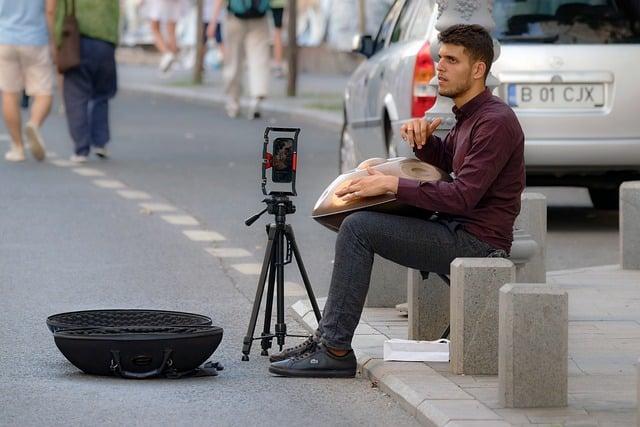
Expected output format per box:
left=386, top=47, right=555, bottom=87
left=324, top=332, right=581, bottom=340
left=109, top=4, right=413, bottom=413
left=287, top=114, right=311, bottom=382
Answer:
left=473, top=61, right=487, bottom=81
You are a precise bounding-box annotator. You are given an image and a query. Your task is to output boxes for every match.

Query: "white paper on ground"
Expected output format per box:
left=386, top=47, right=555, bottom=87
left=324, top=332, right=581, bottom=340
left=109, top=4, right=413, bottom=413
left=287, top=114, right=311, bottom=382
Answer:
left=383, top=338, right=450, bottom=362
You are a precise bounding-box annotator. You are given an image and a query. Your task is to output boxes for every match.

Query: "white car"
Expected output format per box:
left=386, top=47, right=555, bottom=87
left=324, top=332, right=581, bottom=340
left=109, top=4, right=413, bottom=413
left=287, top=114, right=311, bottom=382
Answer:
left=341, top=0, right=640, bottom=209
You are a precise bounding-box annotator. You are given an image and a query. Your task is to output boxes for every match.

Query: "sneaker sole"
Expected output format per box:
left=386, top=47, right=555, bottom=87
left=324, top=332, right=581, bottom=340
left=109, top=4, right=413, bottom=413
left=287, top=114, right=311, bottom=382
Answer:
left=268, top=365, right=356, bottom=378
left=25, top=123, right=45, bottom=161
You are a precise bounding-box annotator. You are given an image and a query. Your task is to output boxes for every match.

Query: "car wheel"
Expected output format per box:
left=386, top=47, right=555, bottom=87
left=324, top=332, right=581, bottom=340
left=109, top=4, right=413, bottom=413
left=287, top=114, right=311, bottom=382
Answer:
left=384, top=114, right=397, bottom=158
left=588, top=188, right=619, bottom=210
left=340, top=122, right=357, bottom=174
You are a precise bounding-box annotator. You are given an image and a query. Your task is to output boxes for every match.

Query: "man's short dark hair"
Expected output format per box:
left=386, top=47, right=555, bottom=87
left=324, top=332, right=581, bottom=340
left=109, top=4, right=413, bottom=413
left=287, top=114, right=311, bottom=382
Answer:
left=438, top=24, right=494, bottom=79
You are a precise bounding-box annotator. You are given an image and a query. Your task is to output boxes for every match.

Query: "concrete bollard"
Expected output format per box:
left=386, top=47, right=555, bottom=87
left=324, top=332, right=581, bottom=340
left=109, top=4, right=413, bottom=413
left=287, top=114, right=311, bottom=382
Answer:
left=498, top=283, right=568, bottom=408
left=450, top=258, right=515, bottom=375
left=365, top=255, right=407, bottom=308
left=408, top=269, right=449, bottom=340
left=514, top=192, right=547, bottom=283
left=621, top=181, right=640, bottom=270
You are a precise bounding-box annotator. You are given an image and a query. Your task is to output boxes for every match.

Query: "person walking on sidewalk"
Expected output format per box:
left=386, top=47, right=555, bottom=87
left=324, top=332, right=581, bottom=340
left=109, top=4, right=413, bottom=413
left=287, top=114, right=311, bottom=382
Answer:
left=0, top=0, right=54, bottom=162
left=269, top=0, right=285, bottom=78
left=268, top=25, right=525, bottom=378
left=144, top=0, right=187, bottom=74
left=210, top=0, right=270, bottom=119
left=51, top=0, right=119, bottom=162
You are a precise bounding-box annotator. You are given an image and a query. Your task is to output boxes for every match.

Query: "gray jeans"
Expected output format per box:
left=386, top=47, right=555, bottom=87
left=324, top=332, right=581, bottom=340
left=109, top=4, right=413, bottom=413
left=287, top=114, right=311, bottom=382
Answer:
left=317, top=211, right=496, bottom=350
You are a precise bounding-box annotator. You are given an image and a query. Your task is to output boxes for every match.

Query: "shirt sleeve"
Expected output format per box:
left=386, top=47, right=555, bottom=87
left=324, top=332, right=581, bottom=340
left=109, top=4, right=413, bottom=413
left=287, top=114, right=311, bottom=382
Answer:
left=413, top=134, right=453, bottom=173
left=396, top=115, right=517, bottom=215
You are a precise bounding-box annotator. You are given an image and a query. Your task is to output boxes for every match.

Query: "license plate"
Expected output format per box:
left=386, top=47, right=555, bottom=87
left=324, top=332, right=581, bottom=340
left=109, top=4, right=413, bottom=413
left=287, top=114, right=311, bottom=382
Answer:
left=507, top=83, right=605, bottom=108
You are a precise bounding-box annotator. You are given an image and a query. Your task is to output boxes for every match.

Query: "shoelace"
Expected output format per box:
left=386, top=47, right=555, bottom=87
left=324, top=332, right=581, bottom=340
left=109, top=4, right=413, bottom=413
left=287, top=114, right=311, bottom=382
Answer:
left=291, top=341, right=320, bottom=361
left=284, top=336, right=315, bottom=354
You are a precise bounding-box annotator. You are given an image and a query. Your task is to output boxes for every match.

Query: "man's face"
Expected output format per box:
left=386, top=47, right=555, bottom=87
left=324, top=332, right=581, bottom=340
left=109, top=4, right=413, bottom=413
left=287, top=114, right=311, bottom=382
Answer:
left=436, top=43, right=476, bottom=98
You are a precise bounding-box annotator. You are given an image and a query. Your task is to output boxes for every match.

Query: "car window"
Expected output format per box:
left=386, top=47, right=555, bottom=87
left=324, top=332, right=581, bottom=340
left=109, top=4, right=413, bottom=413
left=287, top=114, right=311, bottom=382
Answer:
left=493, top=0, right=640, bottom=44
left=406, top=0, right=433, bottom=41
left=374, top=0, right=405, bottom=53
left=390, top=0, right=418, bottom=44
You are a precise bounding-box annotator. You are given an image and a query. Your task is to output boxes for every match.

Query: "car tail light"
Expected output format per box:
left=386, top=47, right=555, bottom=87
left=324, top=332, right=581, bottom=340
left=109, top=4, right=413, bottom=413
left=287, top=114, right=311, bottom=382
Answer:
left=411, top=42, right=436, bottom=118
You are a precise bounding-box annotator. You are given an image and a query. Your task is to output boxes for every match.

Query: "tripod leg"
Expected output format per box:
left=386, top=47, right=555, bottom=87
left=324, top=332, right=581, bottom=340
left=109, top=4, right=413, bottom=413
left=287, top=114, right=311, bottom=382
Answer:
left=242, top=225, right=277, bottom=361
left=275, top=226, right=287, bottom=349
left=286, top=225, right=322, bottom=322
left=261, top=244, right=277, bottom=355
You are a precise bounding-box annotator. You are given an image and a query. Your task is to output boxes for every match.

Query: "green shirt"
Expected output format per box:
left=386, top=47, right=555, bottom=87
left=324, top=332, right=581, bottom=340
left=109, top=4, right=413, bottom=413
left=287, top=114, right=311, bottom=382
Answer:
left=270, top=0, right=286, bottom=9
left=55, top=0, right=119, bottom=46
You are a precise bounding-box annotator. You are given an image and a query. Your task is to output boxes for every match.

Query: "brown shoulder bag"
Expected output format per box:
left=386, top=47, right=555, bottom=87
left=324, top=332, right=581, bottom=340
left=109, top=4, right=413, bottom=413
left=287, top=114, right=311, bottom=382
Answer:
left=57, top=0, right=81, bottom=73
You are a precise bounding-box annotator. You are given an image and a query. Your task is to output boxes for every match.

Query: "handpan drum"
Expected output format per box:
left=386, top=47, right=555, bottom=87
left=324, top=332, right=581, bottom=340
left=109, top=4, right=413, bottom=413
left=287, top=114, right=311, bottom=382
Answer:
left=312, top=157, right=449, bottom=231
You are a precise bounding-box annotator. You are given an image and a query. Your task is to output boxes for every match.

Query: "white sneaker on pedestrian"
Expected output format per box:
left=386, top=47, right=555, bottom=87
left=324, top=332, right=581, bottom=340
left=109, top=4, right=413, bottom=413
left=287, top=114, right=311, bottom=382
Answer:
left=70, top=154, right=88, bottom=163
left=226, top=101, right=240, bottom=118
left=158, top=52, right=176, bottom=73
left=94, top=147, right=108, bottom=159
left=4, top=147, right=25, bottom=162
left=25, top=122, right=46, bottom=161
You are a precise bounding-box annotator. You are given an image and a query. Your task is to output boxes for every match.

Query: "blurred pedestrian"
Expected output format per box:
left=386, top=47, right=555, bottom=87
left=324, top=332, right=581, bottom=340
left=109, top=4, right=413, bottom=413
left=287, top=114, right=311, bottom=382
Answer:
left=0, top=0, right=54, bottom=162
left=145, top=0, right=187, bottom=73
left=269, top=0, right=285, bottom=78
left=210, top=0, right=270, bottom=119
left=204, top=0, right=225, bottom=72
left=52, top=0, right=119, bottom=162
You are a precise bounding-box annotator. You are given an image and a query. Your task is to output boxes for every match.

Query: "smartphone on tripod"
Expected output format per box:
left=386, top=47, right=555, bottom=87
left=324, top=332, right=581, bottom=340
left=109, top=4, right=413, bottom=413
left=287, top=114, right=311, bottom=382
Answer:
left=261, top=127, right=299, bottom=196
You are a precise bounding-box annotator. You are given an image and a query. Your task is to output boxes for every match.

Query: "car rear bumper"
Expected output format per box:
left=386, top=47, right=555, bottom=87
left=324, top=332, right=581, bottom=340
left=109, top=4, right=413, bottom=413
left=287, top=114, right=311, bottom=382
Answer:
left=525, top=138, right=640, bottom=168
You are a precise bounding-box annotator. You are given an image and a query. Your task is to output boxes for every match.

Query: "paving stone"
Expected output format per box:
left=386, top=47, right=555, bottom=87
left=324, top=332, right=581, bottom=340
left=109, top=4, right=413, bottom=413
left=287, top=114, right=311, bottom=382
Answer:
left=416, top=400, right=502, bottom=426
left=450, top=258, right=516, bottom=375
left=443, top=421, right=512, bottom=427
left=499, top=284, right=568, bottom=408
left=620, top=181, right=640, bottom=269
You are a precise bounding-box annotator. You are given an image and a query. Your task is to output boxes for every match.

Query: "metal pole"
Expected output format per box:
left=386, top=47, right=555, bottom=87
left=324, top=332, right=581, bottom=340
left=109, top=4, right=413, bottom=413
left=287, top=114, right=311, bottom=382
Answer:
left=286, top=0, right=297, bottom=97
left=193, top=0, right=205, bottom=84
left=358, top=0, right=366, bottom=35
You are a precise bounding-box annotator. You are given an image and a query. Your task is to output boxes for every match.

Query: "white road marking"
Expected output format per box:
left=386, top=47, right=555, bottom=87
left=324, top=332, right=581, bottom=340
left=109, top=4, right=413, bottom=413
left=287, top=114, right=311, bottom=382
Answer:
left=205, top=247, right=251, bottom=258
left=161, top=215, right=199, bottom=226
left=117, top=190, right=152, bottom=200
left=0, top=134, right=9, bottom=141
left=93, top=179, right=126, bottom=189
left=72, top=167, right=105, bottom=177
left=231, top=263, right=263, bottom=275
left=50, top=159, right=75, bottom=167
left=138, top=202, right=177, bottom=212
left=183, top=230, right=225, bottom=242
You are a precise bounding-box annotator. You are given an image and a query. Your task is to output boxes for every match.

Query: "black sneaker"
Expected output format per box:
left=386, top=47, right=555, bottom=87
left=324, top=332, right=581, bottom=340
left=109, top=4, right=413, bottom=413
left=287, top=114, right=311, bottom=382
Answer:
left=269, top=343, right=357, bottom=378
left=269, top=335, right=318, bottom=363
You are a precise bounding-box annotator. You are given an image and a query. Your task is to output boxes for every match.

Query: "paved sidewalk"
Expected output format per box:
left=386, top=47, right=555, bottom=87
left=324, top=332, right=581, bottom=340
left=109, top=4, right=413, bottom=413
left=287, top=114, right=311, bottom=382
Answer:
left=118, top=62, right=346, bottom=127
left=292, top=265, right=640, bottom=426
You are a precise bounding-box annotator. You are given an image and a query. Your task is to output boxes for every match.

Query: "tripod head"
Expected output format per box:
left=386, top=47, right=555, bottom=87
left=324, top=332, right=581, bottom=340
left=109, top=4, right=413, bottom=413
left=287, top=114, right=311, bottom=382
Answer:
left=245, top=193, right=296, bottom=227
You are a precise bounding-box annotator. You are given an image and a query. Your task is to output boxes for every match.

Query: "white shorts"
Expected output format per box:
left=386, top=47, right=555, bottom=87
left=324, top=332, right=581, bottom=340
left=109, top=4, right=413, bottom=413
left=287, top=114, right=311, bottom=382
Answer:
left=0, top=44, right=54, bottom=95
left=144, top=0, right=187, bottom=23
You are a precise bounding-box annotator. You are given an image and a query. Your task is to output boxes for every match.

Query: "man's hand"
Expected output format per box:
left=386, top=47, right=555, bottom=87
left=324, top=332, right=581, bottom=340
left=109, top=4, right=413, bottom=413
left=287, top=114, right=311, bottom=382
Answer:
left=400, top=117, right=442, bottom=149
left=336, top=167, right=399, bottom=202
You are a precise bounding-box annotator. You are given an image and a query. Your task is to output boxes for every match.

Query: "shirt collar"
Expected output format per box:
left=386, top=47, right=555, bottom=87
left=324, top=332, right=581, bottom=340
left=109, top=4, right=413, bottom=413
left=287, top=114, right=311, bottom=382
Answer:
left=452, top=88, right=492, bottom=121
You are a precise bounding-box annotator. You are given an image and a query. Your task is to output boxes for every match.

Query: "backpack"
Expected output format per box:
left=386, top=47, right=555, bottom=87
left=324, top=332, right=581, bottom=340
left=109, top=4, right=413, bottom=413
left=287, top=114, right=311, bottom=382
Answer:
left=228, top=0, right=270, bottom=18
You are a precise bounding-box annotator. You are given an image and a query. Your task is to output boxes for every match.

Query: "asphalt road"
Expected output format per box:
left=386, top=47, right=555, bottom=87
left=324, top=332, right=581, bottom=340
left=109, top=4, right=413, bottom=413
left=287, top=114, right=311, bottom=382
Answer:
left=0, top=93, right=418, bottom=426
left=0, top=92, right=619, bottom=426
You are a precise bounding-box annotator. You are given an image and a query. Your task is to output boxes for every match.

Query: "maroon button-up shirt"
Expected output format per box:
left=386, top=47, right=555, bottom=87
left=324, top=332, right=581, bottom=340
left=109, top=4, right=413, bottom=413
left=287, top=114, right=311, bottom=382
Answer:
left=396, top=88, right=525, bottom=252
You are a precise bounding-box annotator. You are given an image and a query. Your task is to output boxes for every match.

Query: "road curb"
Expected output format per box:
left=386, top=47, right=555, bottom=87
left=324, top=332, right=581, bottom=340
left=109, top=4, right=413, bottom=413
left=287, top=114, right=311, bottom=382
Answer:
left=290, top=299, right=507, bottom=426
left=120, top=82, right=343, bottom=129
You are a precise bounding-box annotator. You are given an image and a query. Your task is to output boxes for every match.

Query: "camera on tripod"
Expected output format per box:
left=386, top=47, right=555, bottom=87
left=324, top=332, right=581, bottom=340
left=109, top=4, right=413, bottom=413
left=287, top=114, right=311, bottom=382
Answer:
left=261, top=127, right=299, bottom=196
left=242, top=127, right=322, bottom=362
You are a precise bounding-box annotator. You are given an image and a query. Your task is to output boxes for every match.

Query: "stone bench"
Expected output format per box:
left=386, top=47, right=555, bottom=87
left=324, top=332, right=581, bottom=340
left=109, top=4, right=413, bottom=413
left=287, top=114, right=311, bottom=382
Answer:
left=621, top=181, right=640, bottom=270
left=498, top=283, right=568, bottom=407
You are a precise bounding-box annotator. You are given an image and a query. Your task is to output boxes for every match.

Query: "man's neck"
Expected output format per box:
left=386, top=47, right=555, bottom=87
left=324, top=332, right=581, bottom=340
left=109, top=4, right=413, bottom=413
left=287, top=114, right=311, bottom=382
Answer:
left=453, top=85, right=486, bottom=109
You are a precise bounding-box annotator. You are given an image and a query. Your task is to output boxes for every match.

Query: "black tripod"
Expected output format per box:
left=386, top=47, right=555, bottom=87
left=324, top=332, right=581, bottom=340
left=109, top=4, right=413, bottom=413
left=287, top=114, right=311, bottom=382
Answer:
left=241, top=193, right=322, bottom=361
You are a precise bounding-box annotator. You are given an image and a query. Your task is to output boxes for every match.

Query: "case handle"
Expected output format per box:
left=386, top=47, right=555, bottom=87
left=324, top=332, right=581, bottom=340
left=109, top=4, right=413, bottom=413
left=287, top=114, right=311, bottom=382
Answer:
left=110, top=348, right=173, bottom=379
